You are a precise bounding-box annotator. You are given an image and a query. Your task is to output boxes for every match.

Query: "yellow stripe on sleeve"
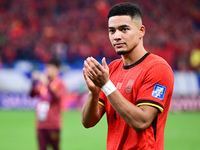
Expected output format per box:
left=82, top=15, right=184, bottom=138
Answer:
left=136, top=103, right=164, bottom=113
left=98, top=101, right=105, bottom=106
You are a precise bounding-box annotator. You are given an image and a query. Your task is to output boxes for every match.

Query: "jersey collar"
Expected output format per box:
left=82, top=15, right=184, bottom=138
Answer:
left=123, top=52, right=151, bottom=70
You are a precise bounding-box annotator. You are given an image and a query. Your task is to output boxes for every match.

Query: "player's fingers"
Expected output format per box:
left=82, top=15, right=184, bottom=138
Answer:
left=83, top=67, right=94, bottom=83
left=90, top=57, right=104, bottom=73
left=86, top=69, right=96, bottom=81
left=83, top=68, right=89, bottom=81
left=102, top=57, right=109, bottom=70
left=83, top=68, right=97, bottom=90
left=84, top=60, right=97, bottom=80
left=86, top=57, right=102, bottom=76
left=84, top=59, right=98, bottom=77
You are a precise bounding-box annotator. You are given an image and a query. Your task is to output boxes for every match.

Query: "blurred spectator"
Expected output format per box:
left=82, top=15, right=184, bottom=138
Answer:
left=30, top=58, right=66, bottom=150
left=190, top=48, right=200, bottom=72
left=0, top=0, right=199, bottom=70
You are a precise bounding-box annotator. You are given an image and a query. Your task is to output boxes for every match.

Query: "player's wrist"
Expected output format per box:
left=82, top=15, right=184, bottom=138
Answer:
left=89, top=88, right=100, bottom=96
left=101, top=80, right=116, bottom=96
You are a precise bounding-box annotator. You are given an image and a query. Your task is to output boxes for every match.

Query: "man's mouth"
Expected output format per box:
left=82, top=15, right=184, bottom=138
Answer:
left=114, top=42, right=125, bottom=48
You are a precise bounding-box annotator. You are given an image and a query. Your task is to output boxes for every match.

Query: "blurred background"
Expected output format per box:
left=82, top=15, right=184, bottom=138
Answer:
left=0, top=0, right=200, bottom=150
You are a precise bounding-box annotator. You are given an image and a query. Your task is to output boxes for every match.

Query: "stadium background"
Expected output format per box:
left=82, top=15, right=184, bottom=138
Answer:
left=0, top=0, right=200, bottom=149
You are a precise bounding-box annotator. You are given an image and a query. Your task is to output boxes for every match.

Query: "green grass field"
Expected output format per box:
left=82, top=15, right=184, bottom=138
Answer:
left=0, top=110, right=200, bottom=150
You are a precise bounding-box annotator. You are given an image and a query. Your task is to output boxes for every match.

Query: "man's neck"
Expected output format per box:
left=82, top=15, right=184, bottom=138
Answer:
left=48, top=76, right=57, bottom=82
left=121, top=46, right=147, bottom=66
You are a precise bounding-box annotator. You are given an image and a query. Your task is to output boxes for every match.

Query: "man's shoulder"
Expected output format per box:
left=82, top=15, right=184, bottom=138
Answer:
left=145, top=54, right=174, bottom=81
left=148, top=53, right=170, bottom=65
left=145, top=53, right=173, bottom=71
left=53, top=77, right=66, bottom=88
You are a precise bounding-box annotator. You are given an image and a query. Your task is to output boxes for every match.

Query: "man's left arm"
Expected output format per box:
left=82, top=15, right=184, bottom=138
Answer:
left=107, top=89, right=159, bottom=132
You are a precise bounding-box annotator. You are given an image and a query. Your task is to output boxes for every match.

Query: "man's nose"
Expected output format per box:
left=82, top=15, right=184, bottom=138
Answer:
left=114, top=30, right=122, bottom=41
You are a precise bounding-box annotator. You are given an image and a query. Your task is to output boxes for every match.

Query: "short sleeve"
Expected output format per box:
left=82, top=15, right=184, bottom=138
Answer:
left=99, top=90, right=106, bottom=106
left=136, top=64, right=174, bottom=113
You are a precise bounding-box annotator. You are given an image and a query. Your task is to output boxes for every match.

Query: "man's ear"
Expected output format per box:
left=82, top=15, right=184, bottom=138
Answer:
left=139, top=25, right=145, bottom=39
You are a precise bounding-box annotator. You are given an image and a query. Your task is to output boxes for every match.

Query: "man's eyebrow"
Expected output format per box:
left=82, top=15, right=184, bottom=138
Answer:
left=108, top=24, right=130, bottom=29
left=118, top=25, right=130, bottom=28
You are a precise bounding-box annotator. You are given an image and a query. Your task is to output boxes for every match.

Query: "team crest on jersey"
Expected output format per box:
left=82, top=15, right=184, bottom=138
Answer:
left=125, top=79, right=135, bottom=94
left=151, top=84, right=166, bottom=100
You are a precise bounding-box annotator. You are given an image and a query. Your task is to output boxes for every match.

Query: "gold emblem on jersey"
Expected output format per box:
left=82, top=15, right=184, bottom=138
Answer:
left=125, top=79, right=135, bottom=94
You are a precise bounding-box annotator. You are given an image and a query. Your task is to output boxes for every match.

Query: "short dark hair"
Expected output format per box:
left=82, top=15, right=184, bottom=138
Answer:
left=107, top=3, right=142, bottom=20
left=47, top=58, right=61, bottom=68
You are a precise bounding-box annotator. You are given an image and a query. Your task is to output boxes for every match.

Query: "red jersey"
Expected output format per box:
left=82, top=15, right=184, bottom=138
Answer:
left=30, top=77, right=66, bottom=129
left=99, top=53, right=174, bottom=150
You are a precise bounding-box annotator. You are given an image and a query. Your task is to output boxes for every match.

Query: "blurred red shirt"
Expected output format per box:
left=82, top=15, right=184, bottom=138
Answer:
left=30, top=77, right=66, bottom=129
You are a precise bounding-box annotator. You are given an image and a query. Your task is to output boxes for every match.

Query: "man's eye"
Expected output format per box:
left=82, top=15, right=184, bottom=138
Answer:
left=109, top=29, right=115, bottom=33
left=122, top=28, right=127, bottom=31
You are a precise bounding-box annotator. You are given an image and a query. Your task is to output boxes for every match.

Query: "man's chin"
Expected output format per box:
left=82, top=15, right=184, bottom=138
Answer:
left=116, top=50, right=128, bottom=55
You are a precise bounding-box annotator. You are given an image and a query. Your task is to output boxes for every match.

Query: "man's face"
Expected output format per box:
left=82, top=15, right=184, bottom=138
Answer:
left=108, top=15, right=143, bottom=55
left=45, top=64, right=59, bottom=80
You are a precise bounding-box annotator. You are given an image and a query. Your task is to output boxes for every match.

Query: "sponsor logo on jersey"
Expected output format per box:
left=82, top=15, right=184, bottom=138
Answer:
left=152, top=83, right=166, bottom=100
left=125, top=79, right=135, bottom=94
left=116, top=82, right=123, bottom=89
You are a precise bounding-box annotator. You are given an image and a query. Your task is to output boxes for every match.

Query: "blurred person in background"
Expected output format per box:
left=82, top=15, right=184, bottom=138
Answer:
left=30, top=58, right=66, bottom=150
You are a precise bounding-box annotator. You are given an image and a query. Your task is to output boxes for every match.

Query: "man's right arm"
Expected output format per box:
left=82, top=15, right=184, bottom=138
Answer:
left=81, top=91, right=105, bottom=128
left=29, top=71, right=43, bottom=97
left=29, top=80, right=40, bottom=97
left=81, top=64, right=106, bottom=128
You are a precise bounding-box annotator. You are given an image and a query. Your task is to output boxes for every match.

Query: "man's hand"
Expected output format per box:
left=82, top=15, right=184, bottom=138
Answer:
left=83, top=66, right=100, bottom=94
left=31, top=70, right=40, bottom=81
left=39, top=73, right=49, bottom=86
left=84, top=57, right=109, bottom=88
